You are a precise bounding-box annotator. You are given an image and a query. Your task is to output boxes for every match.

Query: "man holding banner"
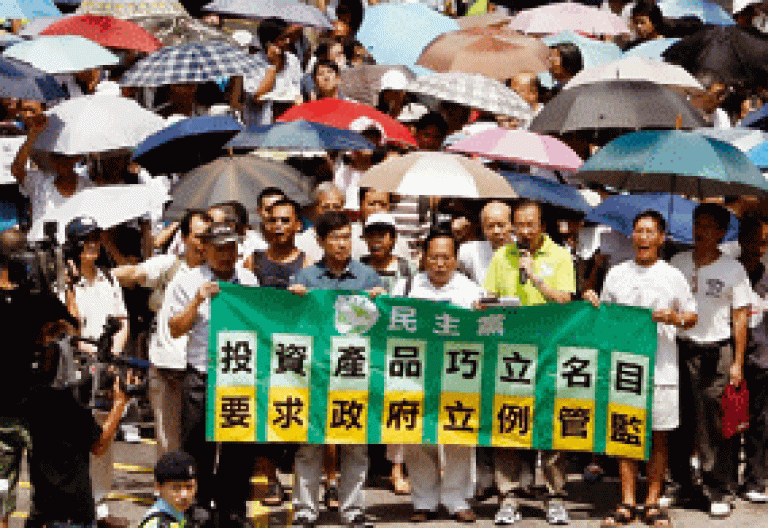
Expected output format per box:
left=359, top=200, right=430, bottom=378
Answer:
left=484, top=199, right=576, bottom=526
left=584, top=210, right=697, bottom=528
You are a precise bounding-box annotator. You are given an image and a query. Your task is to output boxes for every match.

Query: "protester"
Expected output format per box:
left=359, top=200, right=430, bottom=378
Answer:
left=311, top=60, right=342, bottom=100
left=458, top=200, right=513, bottom=286
left=295, top=182, right=346, bottom=264
left=138, top=451, right=198, bottom=528
left=352, top=187, right=410, bottom=261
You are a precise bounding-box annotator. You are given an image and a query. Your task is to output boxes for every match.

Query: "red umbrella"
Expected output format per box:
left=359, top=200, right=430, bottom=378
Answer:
left=41, top=14, right=162, bottom=54
left=277, top=98, right=417, bottom=147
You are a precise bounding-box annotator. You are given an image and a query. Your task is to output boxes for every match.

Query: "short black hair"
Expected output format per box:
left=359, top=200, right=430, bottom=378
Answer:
left=631, top=0, right=666, bottom=33
left=316, top=210, right=351, bottom=240
left=632, top=209, right=667, bottom=234
left=414, top=111, right=449, bottom=136
left=257, top=18, right=288, bottom=50
left=423, top=228, right=457, bottom=257
left=266, top=198, right=301, bottom=219
left=552, top=43, right=583, bottom=77
left=312, top=59, right=340, bottom=80
left=739, top=213, right=764, bottom=244
left=179, top=209, right=212, bottom=238
left=155, top=451, right=197, bottom=484
left=219, top=200, right=248, bottom=227
left=257, top=187, right=286, bottom=209
left=694, top=203, right=731, bottom=231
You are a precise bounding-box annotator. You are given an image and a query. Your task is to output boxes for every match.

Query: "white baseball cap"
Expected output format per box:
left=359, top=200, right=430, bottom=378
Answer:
left=364, top=212, right=397, bottom=232
left=379, top=69, right=409, bottom=92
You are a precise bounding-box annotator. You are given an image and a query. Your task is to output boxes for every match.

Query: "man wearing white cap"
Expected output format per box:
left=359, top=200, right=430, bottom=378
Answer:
left=376, top=69, right=409, bottom=119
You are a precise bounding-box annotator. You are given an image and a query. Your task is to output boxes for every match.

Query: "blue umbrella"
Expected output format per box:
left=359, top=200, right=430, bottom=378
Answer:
left=501, top=171, right=591, bottom=213
left=747, top=142, right=768, bottom=169
left=586, top=193, right=738, bottom=244
left=356, top=3, right=459, bottom=66
left=0, top=56, right=65, bottom=102
left=226, top=120, right=375, bottom=152
left=0, top=0, right=60, bottom=19
left=657, top=0, right=734, bottom=24
left=3, top=35, right=119, bottom=74
left=132, top=115, right=243, bottom=175
left=542, top=31, right=622, bottom=69
left=623, top=37, right=680, bottom=59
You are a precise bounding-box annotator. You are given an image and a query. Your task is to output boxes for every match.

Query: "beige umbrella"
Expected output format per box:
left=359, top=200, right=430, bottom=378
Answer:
left=359, top=151, right=519, bottom=198
left=338, top=64, right=415, bottom=107
left=456, top=12, right=511, bottom=29
left=76, top=0, right=187, bottom=19
left=416, top=27, right=549, bottom=81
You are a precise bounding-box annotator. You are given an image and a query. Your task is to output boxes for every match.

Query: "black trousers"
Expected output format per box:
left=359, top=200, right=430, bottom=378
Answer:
left=743, top=362, right=768, bottom=490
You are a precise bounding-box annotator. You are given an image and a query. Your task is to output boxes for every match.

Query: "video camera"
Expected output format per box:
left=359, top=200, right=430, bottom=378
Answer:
left=12, top=220, right=65, bottom=296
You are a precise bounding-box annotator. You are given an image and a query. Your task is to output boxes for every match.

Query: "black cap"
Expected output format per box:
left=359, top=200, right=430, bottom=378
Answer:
left=64, top=216, right=100, bottom=242
left=154, top=451, right=197, bottom=483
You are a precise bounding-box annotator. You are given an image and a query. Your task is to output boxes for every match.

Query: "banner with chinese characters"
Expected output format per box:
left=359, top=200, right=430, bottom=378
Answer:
left=206, top=285, right=657, bottom=460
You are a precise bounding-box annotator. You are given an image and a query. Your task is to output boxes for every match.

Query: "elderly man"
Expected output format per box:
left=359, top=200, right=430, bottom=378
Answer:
left=484, top=199, right=576, bottom=526
left=458, top=201, right=513, bottom=286
left=392, top=229, right=484, bottom=523
left=296, top=182, right=346, bottom=265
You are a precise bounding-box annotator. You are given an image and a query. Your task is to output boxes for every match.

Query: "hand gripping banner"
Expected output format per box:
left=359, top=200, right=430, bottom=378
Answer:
left=206, top=285, right=657, bottom=460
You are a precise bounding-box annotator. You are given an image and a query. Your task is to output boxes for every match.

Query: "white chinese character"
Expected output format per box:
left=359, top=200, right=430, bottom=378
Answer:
left=433, top=312, right=460, bottom=336
left=477, top=313, right=505, bottom=336
left=388, top=306, right=418, bottom=333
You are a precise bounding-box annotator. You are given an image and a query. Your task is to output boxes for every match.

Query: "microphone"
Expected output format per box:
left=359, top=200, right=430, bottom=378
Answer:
left=518, top=240, right=530, bottom=284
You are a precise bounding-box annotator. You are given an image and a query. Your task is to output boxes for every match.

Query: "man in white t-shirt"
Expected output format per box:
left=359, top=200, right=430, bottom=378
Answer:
left=392, top=230, right=484, bottom=524
left=670, top=203, right=751, bottom=518
left=351, top=188, right=410, bottom=262
left=112, top=209, right=212, bottom=455
left=584, top=210, right=697, bottom=527
left=296, top=182, right=345, bottom=265
left=458, top=201, right=513, bottom=286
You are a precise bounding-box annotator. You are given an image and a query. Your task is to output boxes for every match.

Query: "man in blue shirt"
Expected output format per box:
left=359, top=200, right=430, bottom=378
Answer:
left=288, top=211, right=384, bottom=528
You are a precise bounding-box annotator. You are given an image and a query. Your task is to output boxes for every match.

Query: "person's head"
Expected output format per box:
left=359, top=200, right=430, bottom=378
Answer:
left=631, top=209, right=667, bottom=265
left=258, top=18, right=289, bottom=62
left=316, top=210, right=352, bottom=264
left=179, top=209, right=213, bottom=267
left=74, top=68, right=101, bottom=95
left=512, top=200, right=544, bottom=251
left=377, top=69, right=409, bottom=116
left=312, top=182, right=345, bottom=218
left=257, top=187, right=286, bottom=224
left=363, top=212, right=397, bottom=260
left=206, top=203, right=238, bottom=229
left=508, top=72, right=542, bottom=109
left=693, top=203, right=731, bottom=250
left=423, top=229, right=457, bottom=288
left=414, top=111, right=449, bottom=151
left=50, top=152, right=82, bottom=178
left=734, top=2, right=760, bottom=28
left=15, top=99, right=43, bottom=128
left=631, top=1, right=665, bottom=40
left=219, top=200, right=249, bottom=234
left=264, top=198, right=302, bottom=247
left=548, top=43, right=583, bottom=83
left=480, top=201, right=512, bottom=250
left=313, top=59, right=340, bottom=98
left=738, top=213, right=768, bottom=261
left=359, top=188, right=391, bottom=220
left=202, top=223, right=240, bottom=278
left=438, top=101, right=472, bottom=134
left=65, top=216, right=102, bottom=265
left=154, top=451, right=198, bottom=514
left=692, top=72, right=730, bottom=114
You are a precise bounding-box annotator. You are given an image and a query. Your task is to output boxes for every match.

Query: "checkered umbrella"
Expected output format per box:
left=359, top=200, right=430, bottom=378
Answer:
left=405, top=72, right=532, bottom=120
left=133, top=16, right=236, bottom=46
left=120, top=41, right=266, bottom=87
left=76, top=0, right=187, bottom=19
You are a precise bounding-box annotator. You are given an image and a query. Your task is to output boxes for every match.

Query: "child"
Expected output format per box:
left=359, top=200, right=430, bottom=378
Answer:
left=139, top=452, right=198, bottom=528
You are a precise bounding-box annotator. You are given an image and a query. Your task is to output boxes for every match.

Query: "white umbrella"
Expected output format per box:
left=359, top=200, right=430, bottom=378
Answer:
left=30, top=182, right=170, bottom=242
left=34, top=93, right=164, bottom=155
left=564, top=56, right=704, bottom=91
left=359, top=151, right=519, bottom=198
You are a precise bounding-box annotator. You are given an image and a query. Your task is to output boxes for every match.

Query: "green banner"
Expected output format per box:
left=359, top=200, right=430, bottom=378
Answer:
left=207, top=284, right=657, bottom=460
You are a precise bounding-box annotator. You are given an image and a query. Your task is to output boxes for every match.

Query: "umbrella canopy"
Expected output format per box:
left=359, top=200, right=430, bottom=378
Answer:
left=34, top=93, right=164, bottom=154
left=3, top=35, right=119, bottom=74
left=75, top=0, right=187, bottom=18
left=657, top=0, right=734, bottom=25
left=359, top=151, right=519, bottom=199
left=338, top=65, right=415, bottom=107
left=203, top=0, right=332, bottom=29
left=133, top=115, right=243, bottom=174
left=696, top=127, right=768, bottom=152
left=542, top=31, right=622, bottom=69
left=40, top=14, right=162, bottom=53
left=456, top=11, right=511, bottom=29
left=30, top=183, right=169, bottom=243
left=165, top=155, right=312, bottom=221
left=226, top=120, right=375, bottom=152
left=120, top=41, right=264, bottom=87
left=446, top=127, right=583, bottom=171
left=501, top=171, right=592, bottom=213
left=133, top=15, right=235, bottom=46
left=0, top=56, right=66, bottom=102
left=508, top=2, right=629, bottom=36
left=586, top=193, right=739, bottom=244
left=663, top=25, right=768, bottom=86
left=355, top=3, right=459, bottom=66
left=529, top=80, right=706, bottom=134
left=622, top=37, right=680, bottom=59
left=405, top=72, right=532, bottom=120
left=741, top=104, right=768, bottom=130
left=577, top=130, right=768, bottom=197
left=747, top=141, right=768, bottom=169
left=416, top=27, right=549, bottom=81
left=563, top=56, right=703, bottom=91
left=278, top=98, right=417, bottom=147
left=18, top=15, right=63, bottom=36
left=0, top=0, right=60, bottom=19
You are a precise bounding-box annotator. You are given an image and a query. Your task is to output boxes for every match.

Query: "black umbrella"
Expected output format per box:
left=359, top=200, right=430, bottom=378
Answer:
left=663, top=25, right=768, bottom=87
left=528, top=80, right=706, bottom=134
left=0, top=57, right=66, bottom=103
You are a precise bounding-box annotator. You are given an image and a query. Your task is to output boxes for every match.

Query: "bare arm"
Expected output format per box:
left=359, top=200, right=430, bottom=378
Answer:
left=153, top=222, right=180, bottom=252
left=11, top=115, right=47, bottom=186
left=731, top=306, right=748, bottom=384
left=530, top=274, right=572, bottom=304
left=112, top=317, right=129, bottom=356
left=253, top=67, right=278, bottom=100
left=168, top=282, right=219, bottom=338
left=91, top=378, right=129, bottom=456
left=111, top=264, right=147, bottom=288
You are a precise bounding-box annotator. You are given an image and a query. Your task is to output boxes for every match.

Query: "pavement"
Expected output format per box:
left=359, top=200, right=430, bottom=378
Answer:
left=9, top=441, right=768, bottom=528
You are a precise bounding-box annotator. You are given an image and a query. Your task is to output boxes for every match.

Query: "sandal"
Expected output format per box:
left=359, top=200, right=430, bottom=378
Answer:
left=323, top=481, right=339, bottom=511
left=643, top=505, right=672, bottom=527
left=601, top=504, right=635, bottom=527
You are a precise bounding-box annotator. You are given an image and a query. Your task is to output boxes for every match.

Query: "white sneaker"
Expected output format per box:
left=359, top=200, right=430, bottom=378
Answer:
left=495, top=499, right=522, bottom=525
left=545, top=499, right=570, bottom=525
left=709, top=501, right=731, bottom=517
left=745, top=489, right=768, bottom=503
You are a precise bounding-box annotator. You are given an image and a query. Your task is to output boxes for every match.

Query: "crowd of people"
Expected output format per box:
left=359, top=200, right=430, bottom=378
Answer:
left=1, top=0, right=768, bottom=527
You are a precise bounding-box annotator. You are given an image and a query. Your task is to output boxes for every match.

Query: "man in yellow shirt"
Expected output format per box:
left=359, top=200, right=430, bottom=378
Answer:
left=484, top=200, right=576, bottom=525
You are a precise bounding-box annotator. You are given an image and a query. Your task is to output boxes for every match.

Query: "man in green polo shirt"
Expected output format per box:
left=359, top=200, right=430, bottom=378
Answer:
left=484, top=200, right=576, bottom=526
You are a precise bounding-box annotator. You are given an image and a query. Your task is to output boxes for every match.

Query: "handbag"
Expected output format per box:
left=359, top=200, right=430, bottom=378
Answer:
left=722, top=379, right=750, bottom=439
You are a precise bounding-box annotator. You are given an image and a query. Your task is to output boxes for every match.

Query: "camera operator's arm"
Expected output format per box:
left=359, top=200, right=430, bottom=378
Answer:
left=11, top=113, right=47, bottom=186
left=112, top=316, right=128, bottom=356
left=91, top=377, right=129, bottom=456
left=168, top=282, right=219, bottom=339
left=153, top=222, right=180, bottom=253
